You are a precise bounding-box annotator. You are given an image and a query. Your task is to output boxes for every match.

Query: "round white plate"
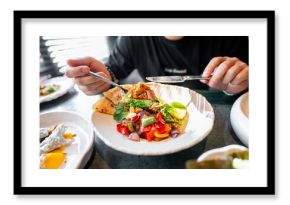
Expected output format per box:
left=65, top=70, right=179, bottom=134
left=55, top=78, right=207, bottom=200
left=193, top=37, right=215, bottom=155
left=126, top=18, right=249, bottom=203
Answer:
left=40, top=111, right=95, bottom=168
left=40, top=76, right=74, bottom=103
left=230, top=92, right=249, bottom=146
left=92, top=83, right=215, bottom=156
left=197, top=144, right=248, bottom=162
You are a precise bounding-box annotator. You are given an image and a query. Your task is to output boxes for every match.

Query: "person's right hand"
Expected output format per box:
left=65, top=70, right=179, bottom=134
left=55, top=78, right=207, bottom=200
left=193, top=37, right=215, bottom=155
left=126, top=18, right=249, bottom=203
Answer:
left=65, top=57, right=112, bottom=95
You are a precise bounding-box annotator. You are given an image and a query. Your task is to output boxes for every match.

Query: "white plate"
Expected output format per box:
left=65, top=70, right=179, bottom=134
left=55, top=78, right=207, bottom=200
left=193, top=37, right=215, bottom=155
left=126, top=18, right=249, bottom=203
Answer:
left=230, top=92, right=249, bottom=146
left=92, top=83, right=215, bottom=156
left=40, top=76, right=74, bottom=103
left=40, top=111, right=95, bottom=168
left=197, top=144, right=248, bottom=162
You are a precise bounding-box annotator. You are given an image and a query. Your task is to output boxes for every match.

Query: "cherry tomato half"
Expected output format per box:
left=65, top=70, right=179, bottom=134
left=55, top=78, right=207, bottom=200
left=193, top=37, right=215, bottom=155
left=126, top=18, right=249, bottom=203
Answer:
left=116, top=124, right=131, bottom=136
left=130, top=114, right=139, bottom=122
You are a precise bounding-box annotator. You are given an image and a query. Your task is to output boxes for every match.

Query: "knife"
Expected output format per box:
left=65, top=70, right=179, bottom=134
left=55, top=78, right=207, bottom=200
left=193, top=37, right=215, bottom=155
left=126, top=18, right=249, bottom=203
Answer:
left=146, top=75, right=211, bottom=83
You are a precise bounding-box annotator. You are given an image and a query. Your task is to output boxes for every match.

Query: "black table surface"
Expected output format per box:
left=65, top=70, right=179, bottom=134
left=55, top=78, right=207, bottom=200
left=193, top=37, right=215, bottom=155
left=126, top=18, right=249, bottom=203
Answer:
left=40, top=85, right=245, bottom=169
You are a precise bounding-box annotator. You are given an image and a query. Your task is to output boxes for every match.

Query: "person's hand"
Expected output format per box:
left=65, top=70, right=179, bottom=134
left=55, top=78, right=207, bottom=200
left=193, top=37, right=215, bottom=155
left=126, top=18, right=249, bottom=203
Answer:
left=65, top=57, right=112, bottom=95
left=201, top=57, right=248, bottom=94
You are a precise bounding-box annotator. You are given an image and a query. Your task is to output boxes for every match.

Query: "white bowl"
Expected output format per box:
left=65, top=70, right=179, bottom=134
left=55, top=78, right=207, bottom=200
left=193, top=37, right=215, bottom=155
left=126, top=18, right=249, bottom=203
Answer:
left=92, top=83, right=215, bottom=156
left=230, top=92, right=249, bottom=146
left=40, top=111, right=95, bottom=168
left=197, top=144, right=248, bottom=162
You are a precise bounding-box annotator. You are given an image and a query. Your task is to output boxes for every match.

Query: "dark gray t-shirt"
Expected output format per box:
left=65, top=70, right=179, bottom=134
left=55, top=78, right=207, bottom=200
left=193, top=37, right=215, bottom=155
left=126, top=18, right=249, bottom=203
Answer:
left=107, top=36, right=248, bottom=89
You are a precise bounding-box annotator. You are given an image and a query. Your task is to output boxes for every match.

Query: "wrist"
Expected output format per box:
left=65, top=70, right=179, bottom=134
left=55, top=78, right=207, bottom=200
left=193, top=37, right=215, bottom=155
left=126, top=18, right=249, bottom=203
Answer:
left=105, top=66, right=119, bottom=83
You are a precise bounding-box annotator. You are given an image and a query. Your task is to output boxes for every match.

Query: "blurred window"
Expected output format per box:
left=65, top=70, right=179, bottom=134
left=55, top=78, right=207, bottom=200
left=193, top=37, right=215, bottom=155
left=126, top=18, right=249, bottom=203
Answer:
left=40, top=36, right=109, bottom=78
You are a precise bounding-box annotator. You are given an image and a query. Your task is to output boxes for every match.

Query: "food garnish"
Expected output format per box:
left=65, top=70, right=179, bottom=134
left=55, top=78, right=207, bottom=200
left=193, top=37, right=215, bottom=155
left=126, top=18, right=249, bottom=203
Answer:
left=39, top=84, right=60, bottom=96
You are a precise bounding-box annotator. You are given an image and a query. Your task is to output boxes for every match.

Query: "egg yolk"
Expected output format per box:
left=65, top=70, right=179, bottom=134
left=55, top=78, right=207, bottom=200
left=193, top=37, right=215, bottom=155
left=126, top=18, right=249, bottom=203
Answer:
left=40, top=132, right=75, bottom=169
left=63, top=132, right=75, bottom=139
left=42, top=153, right=65, bottom=169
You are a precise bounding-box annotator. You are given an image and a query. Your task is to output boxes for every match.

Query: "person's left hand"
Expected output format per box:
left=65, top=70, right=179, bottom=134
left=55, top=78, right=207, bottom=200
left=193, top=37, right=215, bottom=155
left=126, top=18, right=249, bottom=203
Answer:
left=201, top=57, right=249, bottom=94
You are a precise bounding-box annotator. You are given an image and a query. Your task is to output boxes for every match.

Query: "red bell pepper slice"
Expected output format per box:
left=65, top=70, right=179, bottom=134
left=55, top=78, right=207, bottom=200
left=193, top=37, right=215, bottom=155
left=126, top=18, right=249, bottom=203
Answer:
left=154, top=122, right=171, bottom=134
left=145, top=127, right=156, bottom=141
left=156, top=112, right=166, bottom=124
left=154, top=122, right=164, bottom=129
left=140, top=124, right=153, bottom=133
left=140, top=125, right=156, bottom=141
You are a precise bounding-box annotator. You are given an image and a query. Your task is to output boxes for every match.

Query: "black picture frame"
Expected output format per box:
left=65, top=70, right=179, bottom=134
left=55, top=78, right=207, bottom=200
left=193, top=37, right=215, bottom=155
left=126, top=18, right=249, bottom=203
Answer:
left=14, top=10, right=275, bottom=195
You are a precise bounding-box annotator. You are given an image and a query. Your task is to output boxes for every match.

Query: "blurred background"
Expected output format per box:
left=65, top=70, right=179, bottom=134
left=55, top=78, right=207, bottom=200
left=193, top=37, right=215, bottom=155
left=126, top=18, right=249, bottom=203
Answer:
left=40, top=36, right=142, bottom=84
left=40, top=36, right=112, bottom=79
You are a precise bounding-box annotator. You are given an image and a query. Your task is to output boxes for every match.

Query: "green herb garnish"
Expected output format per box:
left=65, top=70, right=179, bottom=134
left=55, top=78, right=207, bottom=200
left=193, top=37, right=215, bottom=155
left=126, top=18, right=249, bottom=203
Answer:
left=113, top=102, right=128, bottom=123
left=122, top=98, right=156, bottom=108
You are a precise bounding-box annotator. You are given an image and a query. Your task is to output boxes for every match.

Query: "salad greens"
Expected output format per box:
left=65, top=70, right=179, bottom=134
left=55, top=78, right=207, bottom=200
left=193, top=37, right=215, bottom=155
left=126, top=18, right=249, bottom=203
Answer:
left=122, top=98, right=157, bottom=108
left=113, top=102, right=128, bottom=123
left=114, top=99, right=156, bottom=122
left=160, top=106, right=176, bottom=123
left=114, top=98, right=187, bottom=124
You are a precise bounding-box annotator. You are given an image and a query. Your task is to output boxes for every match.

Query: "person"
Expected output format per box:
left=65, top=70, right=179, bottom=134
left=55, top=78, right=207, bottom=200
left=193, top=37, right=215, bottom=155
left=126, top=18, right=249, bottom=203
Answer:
left=65, top=36, right=248, bottom=95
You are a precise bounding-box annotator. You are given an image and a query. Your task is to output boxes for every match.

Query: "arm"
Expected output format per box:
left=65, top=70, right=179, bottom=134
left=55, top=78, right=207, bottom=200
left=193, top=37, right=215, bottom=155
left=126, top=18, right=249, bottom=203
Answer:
left=105, top=36, right=135, bottom=80
left=65, top=37, right=135, bottom=95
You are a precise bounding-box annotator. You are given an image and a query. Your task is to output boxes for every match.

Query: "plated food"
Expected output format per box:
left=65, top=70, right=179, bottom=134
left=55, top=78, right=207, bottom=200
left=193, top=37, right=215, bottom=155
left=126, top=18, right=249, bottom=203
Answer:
left=40, top=76, right=74, bottom=103
left=186, top=145, right=249, bottom=169
left=93, top=83, right=189, bottom=142
left=40, top=111, right=94, bottom=169
left=39, top=124, right=75, bottom=169
left=39, top=84, right=60, bottom=96
left=92, top=82, right=214, bottom=155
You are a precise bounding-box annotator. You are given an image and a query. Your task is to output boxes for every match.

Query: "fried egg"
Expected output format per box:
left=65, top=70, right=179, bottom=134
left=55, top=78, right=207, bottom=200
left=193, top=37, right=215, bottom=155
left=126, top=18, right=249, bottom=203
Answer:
left=39, top=124, right=76, bottom=169
left=40, top=152, right=66, bottom=169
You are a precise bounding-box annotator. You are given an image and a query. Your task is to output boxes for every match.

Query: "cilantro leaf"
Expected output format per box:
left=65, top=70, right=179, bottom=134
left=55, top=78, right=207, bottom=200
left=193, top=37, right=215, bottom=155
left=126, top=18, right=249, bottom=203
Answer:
left=113, top=102, right=128, bottom=123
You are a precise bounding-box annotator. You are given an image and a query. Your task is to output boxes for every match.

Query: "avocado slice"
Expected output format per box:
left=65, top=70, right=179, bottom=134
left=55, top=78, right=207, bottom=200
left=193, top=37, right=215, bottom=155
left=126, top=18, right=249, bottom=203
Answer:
left=170, top=101, right=186, bottom=109
left=168, top=107, right=187, bottom=120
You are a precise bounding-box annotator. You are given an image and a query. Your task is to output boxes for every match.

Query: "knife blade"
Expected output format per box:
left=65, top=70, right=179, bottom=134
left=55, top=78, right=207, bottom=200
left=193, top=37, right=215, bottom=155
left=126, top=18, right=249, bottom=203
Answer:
left=146, top=75, right=211, bottom=83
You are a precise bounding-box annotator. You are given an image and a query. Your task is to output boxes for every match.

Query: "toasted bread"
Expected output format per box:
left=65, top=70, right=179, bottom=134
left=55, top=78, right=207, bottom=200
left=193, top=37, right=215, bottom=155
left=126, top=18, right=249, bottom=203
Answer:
left=92, top=96, right=115, bottom=115
left=103, top=87, right=125, bottom=105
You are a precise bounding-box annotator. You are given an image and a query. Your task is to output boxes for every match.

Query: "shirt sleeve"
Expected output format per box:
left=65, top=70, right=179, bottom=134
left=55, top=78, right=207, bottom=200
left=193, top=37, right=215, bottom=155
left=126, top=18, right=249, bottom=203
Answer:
left=105, top=36, right=136, bottom=80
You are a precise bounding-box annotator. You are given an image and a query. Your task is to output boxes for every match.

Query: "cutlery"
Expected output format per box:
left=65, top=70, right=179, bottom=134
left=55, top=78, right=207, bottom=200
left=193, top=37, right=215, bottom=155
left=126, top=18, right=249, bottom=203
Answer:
left=146, top=75, right=211, bottom=83
left=88, top=71, right=128, bottom=93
